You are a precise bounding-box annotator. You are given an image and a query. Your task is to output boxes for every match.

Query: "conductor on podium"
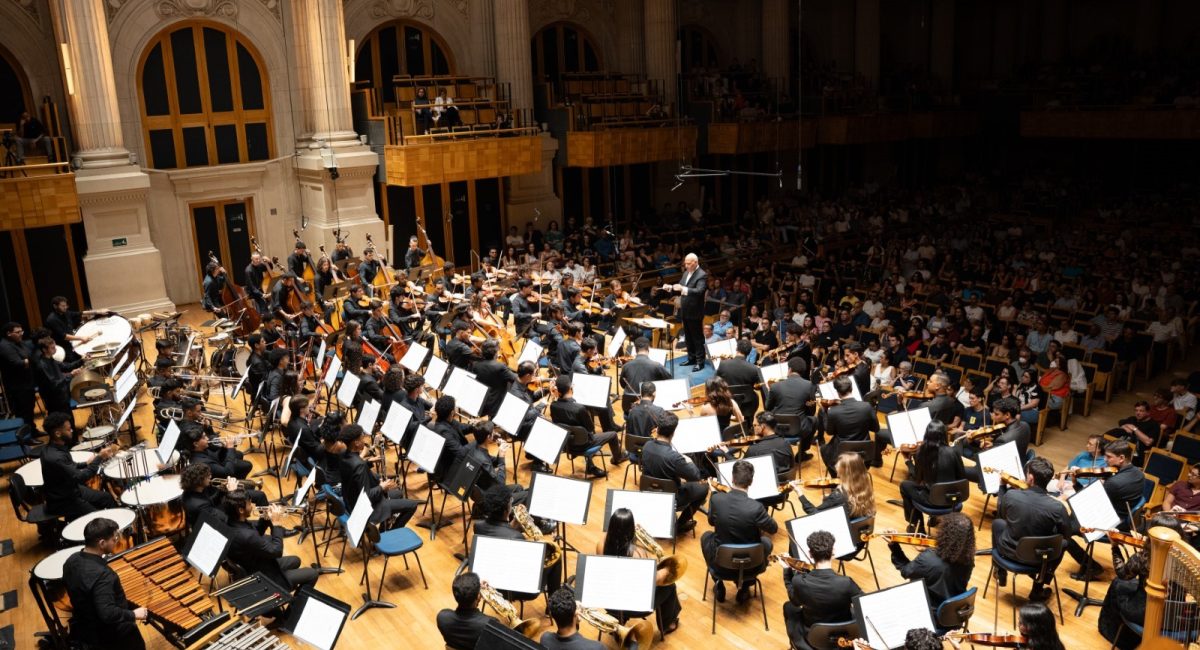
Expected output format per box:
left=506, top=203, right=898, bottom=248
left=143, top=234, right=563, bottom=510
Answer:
left=662, top=253, right=707, bottom=370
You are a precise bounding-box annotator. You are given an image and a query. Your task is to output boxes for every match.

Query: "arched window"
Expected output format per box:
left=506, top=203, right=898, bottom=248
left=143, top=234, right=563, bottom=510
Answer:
left=355, top=20, right=455, bottom=106
left=0, top=44, right=33, bottom=123
left=530, top=22, right=602, bottom=84
left=679, top=24, right=722, bottom=72
left=138, top=21, right=273, bottom=170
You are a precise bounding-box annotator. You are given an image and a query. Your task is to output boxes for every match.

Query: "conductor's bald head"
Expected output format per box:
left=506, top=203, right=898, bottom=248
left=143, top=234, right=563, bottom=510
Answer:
left=684, top=253, right=699, bottom=272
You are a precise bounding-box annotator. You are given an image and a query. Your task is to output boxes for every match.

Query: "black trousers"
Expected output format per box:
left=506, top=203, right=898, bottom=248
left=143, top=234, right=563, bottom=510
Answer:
left=682, top=315, right=704, bottom=363
left=48, top=486, right=118, bottom=520
left=7, top=387, right=35, bottom=425
left=701, top=531, right=773, bottom=585
left=676, top=481, right=709, bottom=525
left=371, top=489, right=420, bottom=528
left=279, top=556, right=320, bottom=591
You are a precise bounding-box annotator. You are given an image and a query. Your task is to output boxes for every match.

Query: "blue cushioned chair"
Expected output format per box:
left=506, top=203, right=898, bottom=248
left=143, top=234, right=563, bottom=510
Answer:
left=911, top=479, right=970, bottom=535
left=983, top=534, right=1065, bottom=629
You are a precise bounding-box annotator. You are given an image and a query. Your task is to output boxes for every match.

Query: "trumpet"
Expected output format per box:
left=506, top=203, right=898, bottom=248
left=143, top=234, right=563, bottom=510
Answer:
left=576, top=601, right=656, bottom=649
left=177, top=373, right=243, bottom=384
left=207, top=431, right=261, bottom=447
left=253, top=505, right=307, bottom=516
left=211, top=477, right=264, bottom=490
left=512, top=504, right=561, bottom=568
left=479, top=583, right=542, bottom=640
left=634, top=524, right=687, bottom=585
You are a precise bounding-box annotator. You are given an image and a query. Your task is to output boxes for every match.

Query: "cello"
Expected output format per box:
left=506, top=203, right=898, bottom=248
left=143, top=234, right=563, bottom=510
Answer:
left=364, top=234, right=400, bottom=302
left=293, top=228, right=317, bottom=296
left=210, top=251, right=261, bottom=338
left=249, top=236, right=278, bottom=293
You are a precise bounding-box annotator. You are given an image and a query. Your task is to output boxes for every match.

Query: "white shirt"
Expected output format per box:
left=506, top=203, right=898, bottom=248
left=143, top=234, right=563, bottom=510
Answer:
left=1173, top=393, right=1197, bottom=421
left=1053, top=330, right=1078, bottom=345
left=862, top=299, right=884, bottom=319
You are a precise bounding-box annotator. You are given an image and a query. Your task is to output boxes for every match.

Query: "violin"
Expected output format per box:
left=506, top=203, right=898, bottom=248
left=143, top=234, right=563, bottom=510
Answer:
left=1078, top=527, right=1146, bottom=548
left=1169, top=511, right=1200, bottom=524
left=802, top=477, right=841, bottom=489
left=673, top=396, right=708, bottom=408
left=896, top=389, right=935, bottom=400
left=708, top=478, right=731, bottom=493
left=944, top=632, right=1027, bottom=648
left=956, top=422, right=1007, bottom=443
left=770, top=554, right=815, bottom=573
left=706, top=435, right=767, bottom=452
left=1064, top=466, right=1118, bottom=480
left=981, top=467, right=1029, bottom=490
left=805, top=397, right=841, bottom=408
left=866, top=532, right=938, bottom=548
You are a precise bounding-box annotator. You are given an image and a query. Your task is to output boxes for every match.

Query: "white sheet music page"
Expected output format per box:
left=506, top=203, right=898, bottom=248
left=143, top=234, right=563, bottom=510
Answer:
left=294, top=465, right=319, bottom=507
left=647, top=348, right=669, bottom=365
left=671, top=415, right=721, bottom=454
left=345, top=489, right=373, bottom=549
left=856, top=580, right=935, bottom=649
left=1069, top=479, right=1123, bottom=543
left=444, top=369, right=488, bottom=416
left=524, top=417, right=568, bottom=464
left=158, top=421, right=181, bottom=465
left=493, top=392, right=528, bottom=435
left=606, top=490, right=675, bottom=539
left=114, top=364, right=138, bottom=403
left=977, top=440, right=1025, bottom=495
left=379, top=404, right=414, bottom=444
left=718, top=455, right=778, bottom=500
left=357, top=399, right=382, bottom=432
left=637, top=317, right=670, bottom=329
left=529, top=473, right=592, bottom=525
left=885, top=406, right=932, bottom=448
left=424, top=355, right=449, bottom=391
left=408, top=426, right=447, bottom=473
left=336, top=372, right=360, bottom=406
left=571, top=373, right=612, bottom=409
left=705, top=338, right=736, bottom=361
left=400, top=342, right=430, bottom=372
left=652, top=378, right=690, bottom=411
left=316, top=340, right=327, bottom=370
left=819, top=380, right=862, bottom=401
left=292, top=595, right=344, bottom=650
left=606, top=327, right=627, bottom=359
left=760, top=362, right=789, bottom=383
left=787, top=507, right=856, bottom=562
left=186, top=521, right=228, bottom=577
left=232, top=365, right=250, bottom=398
left=115, top=398, right=137, bottom=431
left=471, top=536, right=545, bottom=594
left=579, top=555, right=656, bottom=612
left=517, top=338, right=543, bottom=366
left=322, top=355, right=341, bottom=389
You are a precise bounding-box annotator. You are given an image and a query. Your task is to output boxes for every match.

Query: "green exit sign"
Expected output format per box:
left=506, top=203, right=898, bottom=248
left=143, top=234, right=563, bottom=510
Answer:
left=112, top=237, right=127, bottom=247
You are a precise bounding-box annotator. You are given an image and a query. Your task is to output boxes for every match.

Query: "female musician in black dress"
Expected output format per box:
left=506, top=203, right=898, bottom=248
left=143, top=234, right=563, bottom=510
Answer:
left=899, top=420, right=966, bottom=531
left=888, top=511, right=975, bottom=615
left=595, top=508, right=683, bottom=635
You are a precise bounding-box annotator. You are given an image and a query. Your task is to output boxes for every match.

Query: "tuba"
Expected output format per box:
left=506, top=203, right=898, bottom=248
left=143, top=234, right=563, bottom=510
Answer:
left=577, top=601, right=656, bottom=649
left=512, top=504, right=561, bottom=568
left=480, top=582, right=543, bottom=640
left=634, top=524, right=687, bottom=586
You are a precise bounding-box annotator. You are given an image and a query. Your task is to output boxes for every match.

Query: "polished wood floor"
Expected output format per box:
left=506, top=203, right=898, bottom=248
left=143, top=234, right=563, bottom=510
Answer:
left=1, top=308, right=1192, bottom=649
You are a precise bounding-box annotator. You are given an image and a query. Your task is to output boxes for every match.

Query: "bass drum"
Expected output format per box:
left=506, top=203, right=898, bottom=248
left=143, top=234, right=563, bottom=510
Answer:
left=69, top=369, right=109, bottom=402
left=209, top=345, right=236, bottom=377
left=233, top=345, right=252, bottom=376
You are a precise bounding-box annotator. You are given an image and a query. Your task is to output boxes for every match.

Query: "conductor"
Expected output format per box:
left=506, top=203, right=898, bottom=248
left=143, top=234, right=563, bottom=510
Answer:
left=661, top=253, right=707, bottom=371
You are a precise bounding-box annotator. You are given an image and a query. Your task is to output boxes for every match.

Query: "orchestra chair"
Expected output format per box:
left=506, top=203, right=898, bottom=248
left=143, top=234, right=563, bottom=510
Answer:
left=772, top=413, right=805, bottom=445
left=1108, top=599, right=1200, bottom=649
left=319, top=484, right=351, bottom=563
left=560, top=425, right=608, bottom=478
left=0, top=424, right=41, bottom=464
left=1169, top=431, right=1200, bottom=465
left=909, top=479, right=970, bottom=535
left=835, top=440, right=874, bottom=470
left=638, top=474, right=685, bottom=548
left=805, top=620, right=861, bottom=650
left=837, top=515, right=880, bottom=589
left=982, top=534, right=1065, bottom=629
left=934, top=587, right=977, bottom=635
left=702, top=542, right=769, bottom=634
left=621, top=432, right=652, bottom=489
left=1143, top=449, right=1188, bottom=490
left=365, top=521, right=428, bottom=593
left=8, top=473, right=65, bottom=540
left=1034, top=392, right=1071, bottom=445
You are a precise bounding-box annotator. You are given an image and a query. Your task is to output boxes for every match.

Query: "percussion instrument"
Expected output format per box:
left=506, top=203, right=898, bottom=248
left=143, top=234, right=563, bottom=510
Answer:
left=72, top=437, right=109, bottom=452
left=32, top=545, right=85, bottom=613
left=51, top=346, right=66, bottom=363
left=121, top=475, right=185, bottom=538
left=195, top=619, right=291, bottom=649
left=233, top=345, right=253, bottom=376
left=69, top=369, right=110, bottom=401
left=208, top=332, right=231, bottom=346
left=103, top=448, right=179, bottom=481
left=82, top=354, right=115, bottom=372
left=16, top=451, right=94, bottom=488
left=82, top=424, right=115, bottom=441
left=62, top=507, right=138, bottom=552
left=74, top=315, right=133, bottom=357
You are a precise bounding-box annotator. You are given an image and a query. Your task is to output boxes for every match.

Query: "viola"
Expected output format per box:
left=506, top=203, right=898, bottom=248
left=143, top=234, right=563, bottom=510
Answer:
left=1078, top=527, right=1145, bottom=548
left=802, top=477, right=841, bottom=489
left=944, top=632, right=1027, bottom=648
left=981, top=467, right=1029, bottom=490
left=770, top=554, right=815, bottom=573
left=708, top=478, right=731, bottom=493
left=957, top=422, right=1007, bottom=443
left=867, top=532, right=938, bottom=548
left=673, top=396, right=708, bottom=408
left=707, top=435, right=767, bottom=452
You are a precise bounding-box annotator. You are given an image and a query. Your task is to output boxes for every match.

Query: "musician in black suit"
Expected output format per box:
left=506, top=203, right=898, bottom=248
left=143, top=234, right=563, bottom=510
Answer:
left=1066, top=439, right=1146, bottom=581
left=661, top=253, right=708, bottom=370
left=242, top=254, right=271, bottom=315
left=183, top=422, right=253, bottom=480
left=554, top=321, right=584, bottom=373
left=509, top=279, right=539, bottom=333
left=222, top=490, right=319, bottom=596
left=842, top=342, right=872, bottom=398
left=403, top=236, right=426, bottom=270
left=618, top=337, right=671, bottom=399
left=244, top=334, right=269, bottom=401
left=436, top=572, right=499, bottom=650
left=337, top=424, right=420, bottom=528
left=962, top=397, right=1031, bottom=489
left=820, top=376, right=880, bottom=473
left=470, top=340, right=516, bottom=419
left=341, top=285, right=372, bottom=325
left=63, top=518, right=149, bottom=650
left=992, top=457, right=1071, bottom=601
left=180, top=462, right=266, bottom=530
left=511, top=361, right=550, bottom=405
left=540, top=587, right=605, bottom=650
left=715, top=339, right=764, bottom=419
left=702, top=460, right=778, bottom=603
left=782, top=530, right=864, bottom=650
left=352, top=359, right=386, bottom=412
left=766, top=357, right=818, bottom=456
left=640, top=405, right=708, bottom=532
left=443, top=321, right=482, bottom=370
left=744, top=411, right=795, bottom=477
left=899, top=420, right=966, bottom=529
left=0, top=322, right=36, bottom=424
left=31, top=330, right=80, bottom=414
left=41, top=412, right=118, bottom=519
left=398, top=374, right=433, bottom=447
left=44, top=296, right=90, bottom=362
left=625, top=381, right=669, bottom=439
left=357, top=247, right=384, bottom=297
left=917, top=372, right=964, bottom=429
left=549, top=376, right=626, bottom=477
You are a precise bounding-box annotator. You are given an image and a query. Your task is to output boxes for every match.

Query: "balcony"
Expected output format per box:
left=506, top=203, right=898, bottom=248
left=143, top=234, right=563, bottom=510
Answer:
left=382, top=134, right=543, bottom=186
left=816, top=111, right=979, bottom=145
left=707, top=118, right=810, bottom=155
left=1021, top=108, right=1200, bottom=139
left=0, top=162, right=79, bottom=230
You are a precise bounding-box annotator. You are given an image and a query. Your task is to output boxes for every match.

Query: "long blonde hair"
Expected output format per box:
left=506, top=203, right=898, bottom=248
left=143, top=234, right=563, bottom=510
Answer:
left=835, top=453, right=876, bottom=518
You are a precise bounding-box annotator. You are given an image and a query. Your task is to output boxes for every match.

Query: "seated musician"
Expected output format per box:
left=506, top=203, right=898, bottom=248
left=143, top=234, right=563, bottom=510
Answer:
left=180, top=461, right=269, bottom=530
left=640, top=405, right=708, bottom=532
left=992, top=457, right=1071, bottom=601
left=259, top=313, right=287, bottom=349
left=342, top=284, right=372, bottom=326
left=297, top=300, right=325, bottom=354
left=899, top=421, right=966, bottom=530
left=820, top=376, right=881, bottom=473
left=41, top=412, right=118, bottom=519
left=201, top=261, right=227, bottom=315
left=403, top=235, right=425, bottom=271
left=364, top=302, right=397, bottom=362
left=549, top=375, right=626, bottom=478
left=962, top=397, right=1030, bottom=490
left=473, top=340, right=516, bottom=418
left=398, top=374, right=433, bottom=444
left=357, top=247, right=383, bottom=298
left=243, top=253, right=271, bottom=315
left=262, top=349, right=291, bottom=405
left=951, top=389, right=992, bottom=462
left=618, top=337, right=671, bottom=401
left=511, top=360, right=550, bottom=406
left=1064, top=440, right=1146, bottom=581
left=509, top=279, right=538, bottom=333
left=153, top=378, right=185, bottom=436
left=313, top=256, right=339, bottom=307
left=765, top=356, right=817, bottom=420
left=182, top=414, right=252, bottom=480
left=315, top=415, right=347, bottom=490
left=31, top=329, right=80, bottom=414
left=540, top=586, right=605, bottom=650
left=243, top=333, right=269, bottom=400
left=284, top=395, right=322, bottom=467
left=888, top=512, right=976, bottom=614
left=714, top=339, right=764, bottom=407
left=553, top=321, right=584, bottom=374
left=146, top=357, right=177, bottom=396
left=841, top=342, right=872, bottom=398
left=1098, top=513, right=1184, bottom=649
left=436, top=572, right=500, bottom=650
left=703, top=460, right=778, bottom=604
left=379, top=367, right=405, bottom=406
left=430, top=395, right=477, bottom=475
left=473, top=485, right=562, bottom=595
left=782, top=530, right=863, bottom=650
left=444, top=320, right=483, bottom=370
left=798, top=452, right=876, bottom=523
left=390, top=292, right=433, bottom=346
left=781, top=322, right=812, bottom=365
left=1064, top=434, right=1107, bottom=489
left=222, top=491, right=319, bottom=599
left=63, top=518, right=150, bottom=650
left=700, top=376, right=745, bottom=438
left=744, top=411, right=796, bottom=480
left=337, top=424, right=419, bottom=529
left=916, top=372, right=964, bottom=429
left=595, top=508, right=683, bottom=635
left=351, top=356, right=386, bottom=412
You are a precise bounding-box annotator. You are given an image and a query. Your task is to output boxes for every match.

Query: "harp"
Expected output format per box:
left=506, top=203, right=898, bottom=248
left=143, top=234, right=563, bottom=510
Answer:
left=1142, top=526, right=1200, bottom=648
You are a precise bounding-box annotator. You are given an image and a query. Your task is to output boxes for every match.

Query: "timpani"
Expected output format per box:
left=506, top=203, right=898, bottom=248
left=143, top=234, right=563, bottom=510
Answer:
left=121, top=474, right=185, bottom=537
left=62, top=507, right=138, bottom=553
left=31, top=545, right=85, bottom=613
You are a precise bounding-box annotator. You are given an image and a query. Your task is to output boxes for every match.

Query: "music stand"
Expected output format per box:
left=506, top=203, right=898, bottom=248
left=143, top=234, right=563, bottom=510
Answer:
left=787, top=508, right=856, bottom=562
left=524, top=417, right=568, bottom=470
left=529, top=472, right=592, bottom=560
left=853, top=580, right=935, bottom=649
left=604, top=489, right=676, bottom=551
left=409, top=426, right=450, bottom=539
left=182, top=515, right=231, bottom=579
left=437, top=454, right=486, bottom=552
left=672, top=415, right=721, bottom=454
left=281, top=585, right=351, bottom=650
left=651, top=379, right=690, bottom=411
left=577, top=555, right=656, bottom=614
left=469, top=535, right=546, bottom=596
left=717, top=456, right=779, bottom=501
left=1062, top=479, right=1121, bottom=615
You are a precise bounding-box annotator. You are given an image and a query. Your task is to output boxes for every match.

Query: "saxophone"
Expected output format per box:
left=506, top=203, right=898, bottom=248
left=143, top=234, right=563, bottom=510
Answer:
left=512, top=504, right=561, bottom=568
left=577, top=601, right=656, bottom=649
left=479, top=582, right=542, bottom=640
left=634, top=524, right=688, bottom=586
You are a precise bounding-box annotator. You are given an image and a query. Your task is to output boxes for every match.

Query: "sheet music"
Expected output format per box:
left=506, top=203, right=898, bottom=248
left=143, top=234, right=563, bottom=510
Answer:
left=185, top=521, right=228, bottom=577
left=400, top=342, right=430, bottom=372
left=718, top=455, right=778, bottom=500
left=294, top=464, right=319, bottom=507
left=231, top=364, right=250, bottom=399
left=443, top=369, right=487, bottom=417
left=635, top=317, right=670, bottom=329
left=671, top=415, right=721, bottom=454
left=787, top=507, right=856, bottom=562
left=322, top=355, right=341, bottom=389
left=114, top=364, right=138, bottom=403
left=647, top=348, right=669, bottom=365
left=571, top=373, right=612, bottom=409
left=524, top=417, right=568, bottom=464
left=292, top=594, right=345, bottom=650
left=760, top=362, right=789, bottom=383
left=705, top=338, right=736, bottom=361
left=345, top=488, right=373, bottom=549
left=357, top=400, right=382, bottom=433
left=408, top=426, right=447, bottom=473
left=977, top=440, right=1025, bottom=495
left=115, top=398, right=137, bottom=431
left=379, top=404, right=414, bottom=445
left=885, top=406, right=932, bottom=449
left=316, top=340, right=327, bottom=371
left=819, top=380, right=862, bottom=401
left=493, top=392, right=529, bottom=436
left=108, top=352, right=126, bottom=378
left=336, top=372, right=360, bottom=406
left=855, top=580, right=935, bottom=649
left=157, top=421, right=181, bottom=464
left=471, top=535, right=546, bottom=594
left=424, top=355, right=449, bottom=391
left=516, top=338, right=543, bottom=366
left=651, top=379, right=690, bottom=411
left=1069, top=479, right=1122, bottom=543
left=578, top=555, right=656, bottom=613
left=605, top=489, right=676, bottom=539
left=529, top=473, right=592, bottom=525
left=606, top=327, right=627, bottom=359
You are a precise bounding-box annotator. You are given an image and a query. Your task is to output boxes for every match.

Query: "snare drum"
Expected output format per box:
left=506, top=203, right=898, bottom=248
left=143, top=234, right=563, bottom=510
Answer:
left=15, top=451, right=94, bottom=488
left=102, top=448, right=179, bottom=481
left=32, top=545, right=85, bottom=613
left=121, top=474, right=185, bottom=537
left=62, top=508, right=137, bottom=552
left=82, top=425, right=114, bottom=441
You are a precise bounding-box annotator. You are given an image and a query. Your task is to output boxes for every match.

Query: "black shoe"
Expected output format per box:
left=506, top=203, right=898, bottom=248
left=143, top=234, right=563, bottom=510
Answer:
left=677, top=519, right=698, bottom=534
left=886, top=499, right=904, bottom=507
left=681, top=358, right=696, bottom=367
left=692, top=364, right=705, bottom=372
left=280, top=527, right=302, bottom=539
left=735, top=585, right=752, bottom=604
left=800, top=452, right=814, bottom=461
left=532, top=461, right=552, bottom=474
left=713, top=581, right=726, bottom=603
left=1070, top=566, right=1102, bottom=581
left=586, top=465, right=607, bottom=478
left=610, top=453, right=629, bottom=465
left=869, top=459, right=884, bottom=468
left=995, top=568, right=1007, bottom=587
left=1028, top=585, right=1052, bottom=601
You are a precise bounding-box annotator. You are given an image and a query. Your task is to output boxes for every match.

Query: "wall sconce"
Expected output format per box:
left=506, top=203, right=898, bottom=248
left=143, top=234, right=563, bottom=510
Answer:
left=60, top=43, right=75, bottom=95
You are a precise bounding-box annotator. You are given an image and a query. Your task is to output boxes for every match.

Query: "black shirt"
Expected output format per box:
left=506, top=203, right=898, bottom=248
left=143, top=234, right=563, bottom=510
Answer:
left=889, top=545, right=974, bottom=608
left=436, top=608, right=497, bottom=650
left=41, top=442, right=104, bottom=514
left=1106, top=464, right=1147, bottom=529
left=995, top=485, right=1071, bottom=560
left=539, top=631, right=606, bottom=649
left=63, top=551, right=141, bottom=646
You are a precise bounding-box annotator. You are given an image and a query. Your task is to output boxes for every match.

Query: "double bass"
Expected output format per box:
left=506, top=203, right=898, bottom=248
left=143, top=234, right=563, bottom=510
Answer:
left=210, top=251, right=261, bottom=338
left=293, top=228, right=317, bottom=295
left=364, top=233, right=399, bottom=300
left=249, top=236, right=278, bottom=293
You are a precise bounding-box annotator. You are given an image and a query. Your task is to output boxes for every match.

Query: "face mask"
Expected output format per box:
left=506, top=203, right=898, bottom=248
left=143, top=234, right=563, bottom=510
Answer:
left=1049, top=361, right=1058, bottom=369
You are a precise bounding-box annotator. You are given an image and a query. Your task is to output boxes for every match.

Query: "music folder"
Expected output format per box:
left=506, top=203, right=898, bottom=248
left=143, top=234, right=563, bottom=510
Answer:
left=1068, top=479, right=1122, bottom=543
left=853, top=579, right=935, bottom=650
left=323, top=355, right=341, bottom=389
left=647, top=348, right=669, bottom=365
left=158, top=420, right=181, bottom=464
left=443, top=368, right=488, bottom=417
left=357, top=399, right=382, bottom=433
left=440, top=454, right=485, bottom=503
left=182, top=514, right=231, bottom=578
left=885, top=406, right=932, bottom=449
left=523, top=417, right=568, bottom=464
left=529, top=473, right=592, bottom=525
left=469, top=535, right=546, bottom=595
left=604, top=489, right=676, bottom=539
left=577, top=555, right=656, bottom=613
left=977, top=439, right=1024, bottom=495
left=571, top=373, right=612, bottom=409
left=282, top=586, right=351, bottom=650
left=760, top=361, right=788, bottom=384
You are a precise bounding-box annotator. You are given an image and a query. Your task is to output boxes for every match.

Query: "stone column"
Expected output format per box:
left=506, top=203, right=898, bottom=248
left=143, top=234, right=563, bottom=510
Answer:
left=614, top=0, right=645, bottom=76
left=930, top=0, right=955, bottom=94
left=290, top=0, right=358, bottom=146
left=470, top=0, right=497, bottom=77
left=644, top=0, right=677, bottom=108
left=761, top=0, right=789, bottom=84
left=854, top=0, right=880, bottom=90
left=493, top=0, right=533, bottom=115
left=57, top=0, right=172, bottom=313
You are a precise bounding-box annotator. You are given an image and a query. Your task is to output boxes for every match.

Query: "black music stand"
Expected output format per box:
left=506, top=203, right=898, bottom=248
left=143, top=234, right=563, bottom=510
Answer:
left=280, top=585, right=350, bottom=650
left=438, top=454, right=485, bottom=555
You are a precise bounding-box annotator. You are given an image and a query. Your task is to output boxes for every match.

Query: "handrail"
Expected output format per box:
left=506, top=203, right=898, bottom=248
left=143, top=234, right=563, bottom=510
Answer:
left=0, top=161, right=72, bottom=175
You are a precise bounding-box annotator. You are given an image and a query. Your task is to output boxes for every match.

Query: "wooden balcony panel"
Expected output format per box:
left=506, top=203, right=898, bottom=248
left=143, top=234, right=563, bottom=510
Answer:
left=818, top=112, right=978, bottom=145
left=1021, top=109, right=1200, bottom=139
left=566, top=126, right=698, bottom=167
left=0, top=171, right=79, bottom=231
left=707, top=120, right=808, bottom=154
left=383, top=135, right=542, bottom=186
